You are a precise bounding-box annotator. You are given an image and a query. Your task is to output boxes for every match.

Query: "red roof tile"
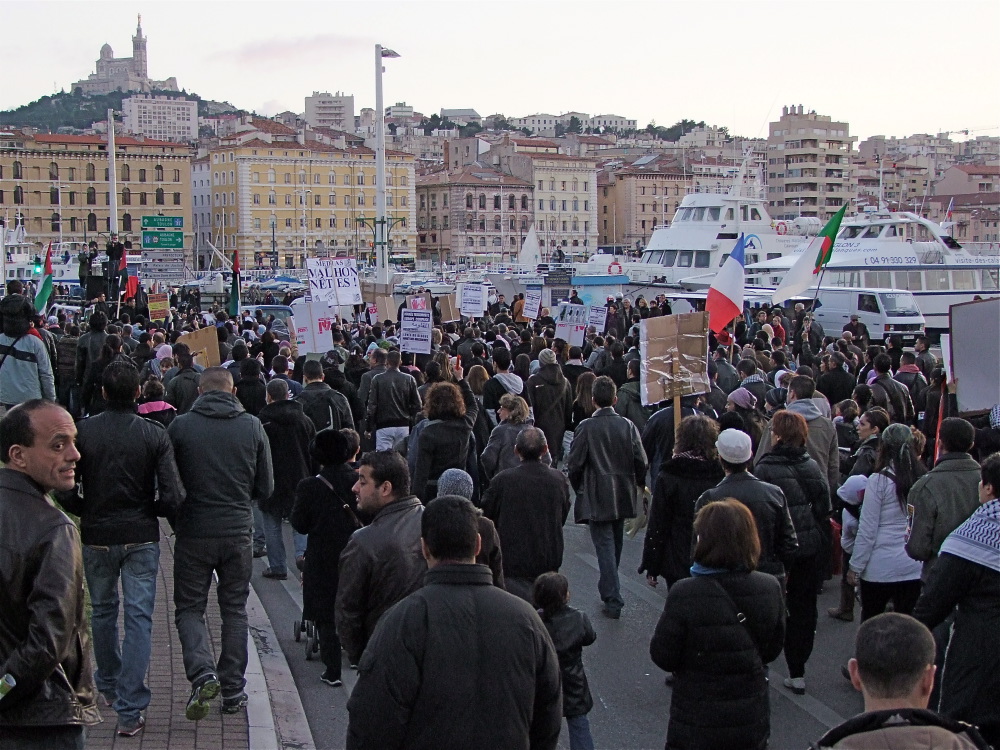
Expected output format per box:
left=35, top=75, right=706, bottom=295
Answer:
left=952, top=164, right=1000, bottom=176
left=250, top=118, right=298, bottom=136
left=32, top=133, right=186, bottom=148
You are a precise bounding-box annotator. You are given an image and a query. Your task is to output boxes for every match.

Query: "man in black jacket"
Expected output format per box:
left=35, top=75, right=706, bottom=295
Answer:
left=695, top=429, right=798, bottom=579
left=365, top=350, right=422, bottom=450
left=870, top=353, right=914, bottom=424
left=817, top=351, right=856, bottom=406
left=167, top=367, right=274, bottom=720
left=296, top=359, right=354, bottom=432
left=346, top=495, right=563, bottom=750
left=0, top=401, right=102, bottom=747
left=336, top=450, right=426, bottom=666
left=59, top=363, right=185, bottom=737
left=259, top=379, right=316, bottom=580
left=482, top=428, right=570, bottom=601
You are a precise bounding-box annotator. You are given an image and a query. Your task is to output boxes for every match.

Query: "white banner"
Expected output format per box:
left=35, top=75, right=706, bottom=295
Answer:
left=556, top=302, right=590, bottom=327
left=588, top=304, right=608, bottom=330
left=555, top=321, right=586, bottom=346
left=400, top=309, right=433, bottom=354
left=306, top=258, right=362, bottom=306
left=523, top=288, right=542, bottom=320
left=460, top=283, right=486, bottom=317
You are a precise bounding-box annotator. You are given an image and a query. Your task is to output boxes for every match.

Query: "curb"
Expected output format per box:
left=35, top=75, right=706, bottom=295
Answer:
left=246, top=579, right=316, bottom=750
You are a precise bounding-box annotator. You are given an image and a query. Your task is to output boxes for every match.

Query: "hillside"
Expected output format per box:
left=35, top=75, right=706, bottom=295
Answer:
left=0, top=90, right=243, bottom=132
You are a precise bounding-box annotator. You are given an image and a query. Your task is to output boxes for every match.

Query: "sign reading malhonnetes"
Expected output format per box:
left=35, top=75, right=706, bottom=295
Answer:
left=141, top=216, right=184, bottom=229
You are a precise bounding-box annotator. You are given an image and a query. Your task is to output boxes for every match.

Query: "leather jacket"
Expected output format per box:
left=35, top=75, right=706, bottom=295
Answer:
left=59, top=407, right=186, bottom=544
left=0, top=469, right=102, bottom=728
left=335, top=495, right=426, bottom=665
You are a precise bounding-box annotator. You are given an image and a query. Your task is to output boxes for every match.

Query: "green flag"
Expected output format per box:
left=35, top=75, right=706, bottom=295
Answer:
left=34, top=243, right=53, bottom=314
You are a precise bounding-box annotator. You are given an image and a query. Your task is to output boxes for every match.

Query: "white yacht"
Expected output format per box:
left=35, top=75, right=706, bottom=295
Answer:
left=743, top=207, right=1000, bottom=335
left=575, top=153, right=821, bottom=285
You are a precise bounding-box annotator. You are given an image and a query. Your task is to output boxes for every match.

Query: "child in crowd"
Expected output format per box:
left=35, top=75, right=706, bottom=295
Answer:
left=533, top=572, right=597, bottom=750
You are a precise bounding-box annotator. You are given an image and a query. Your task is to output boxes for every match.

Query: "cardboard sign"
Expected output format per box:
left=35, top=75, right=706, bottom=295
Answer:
left=176, top=326, right=221, bottom=370
left=523, top=288, right=543, bottom=320
left=147, top=293, right=169, bottom=323
left=639, top=311, right=710, bottom=406
left=460, top=284, right=486, bottom=317
left=375, top=295, right=396, bottom=325
left=306, top=258, right=362, bottom=306
left=407, top=293, right=432, bottom=312
left=439, top=294, right=459, bottom=323
left=400, top=309, right=433, bottom=354
left=588, top=305, right=608, bottom=330
left=294, top=300, right=338, bottom=355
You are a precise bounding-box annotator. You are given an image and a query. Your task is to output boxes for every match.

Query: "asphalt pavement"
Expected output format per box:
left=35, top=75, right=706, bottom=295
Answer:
left=251, top=510, right=866, bottom=750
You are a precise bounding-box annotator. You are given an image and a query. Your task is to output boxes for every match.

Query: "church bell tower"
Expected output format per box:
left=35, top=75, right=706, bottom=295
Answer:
left=132, top=14, right=147, bottom=80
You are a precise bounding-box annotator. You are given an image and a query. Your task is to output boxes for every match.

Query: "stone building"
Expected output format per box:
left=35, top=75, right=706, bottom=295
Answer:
left=72, top=16, right=179, bottom=96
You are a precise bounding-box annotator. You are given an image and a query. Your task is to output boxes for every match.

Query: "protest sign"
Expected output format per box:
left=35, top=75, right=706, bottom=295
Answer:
left=588, top=304, right=607, bottom=330
left=460, top=284, right=486, bottom=317
left=293, top=300, right=338, bottom=354
left=523, top=288, right=543, bottom=320
left=639, top=311, right=710, bottom=407
left=176, top=326, right=220, bottom=369
left=554, top=302, right=589, bottom=347
left=147, top=293, right=169, bottom=323
left=306, top=258, right=362, bottom=306
left=400, top=310, right=433, bottom=354
left=439, top=294, right=459, bottom=322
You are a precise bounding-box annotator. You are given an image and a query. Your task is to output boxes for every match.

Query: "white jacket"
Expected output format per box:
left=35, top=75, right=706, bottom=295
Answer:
left=849, top=471, right=922, bottom=582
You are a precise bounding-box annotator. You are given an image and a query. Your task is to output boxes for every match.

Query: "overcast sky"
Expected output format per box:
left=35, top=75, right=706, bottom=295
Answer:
left=6, top=0, right=999, bottom=143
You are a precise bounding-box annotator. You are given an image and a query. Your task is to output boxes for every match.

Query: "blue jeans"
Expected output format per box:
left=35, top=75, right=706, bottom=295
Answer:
left=252, top=504, right=266, bottom=550
left=173, top=535, right=252, bottom=697
left=82, top=541, right=160, bottom=722
left=589, top=519, right=625, bottom=612
left=261, top=510, right=288, bottom=573
left=567, top=714, right=595, bottom=750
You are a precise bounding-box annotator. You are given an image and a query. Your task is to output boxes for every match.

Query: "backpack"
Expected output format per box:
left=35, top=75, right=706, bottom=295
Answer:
left=298, top=390, right=342, bottom=433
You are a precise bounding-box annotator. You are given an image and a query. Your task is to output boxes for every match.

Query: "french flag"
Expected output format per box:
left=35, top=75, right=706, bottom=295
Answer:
left=706, top=233, right=746, bottom=334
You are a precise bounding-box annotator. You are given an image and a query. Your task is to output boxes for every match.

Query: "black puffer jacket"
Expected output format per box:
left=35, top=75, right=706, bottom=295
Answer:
left=542, top=606, right=596, bottom=718
left=526, top=364, right=573, bottom=461
left=259, top=399, right=316, bottom=516
left=650, top=571, right=786, bottom=750
left=694, top=473, right=798, bottom=578
left=754, top=443, right=831, bottom=560
left=290, top=464, right=360, bottom=623
left=639, top=455, right=725, bottom=585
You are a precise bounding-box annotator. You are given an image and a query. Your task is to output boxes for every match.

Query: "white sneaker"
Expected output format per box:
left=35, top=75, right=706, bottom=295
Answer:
left=783, top=676, right=806, bottom=694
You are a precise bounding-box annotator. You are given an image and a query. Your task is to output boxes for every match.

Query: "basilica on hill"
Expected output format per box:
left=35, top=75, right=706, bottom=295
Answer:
left=71, top=15, right=179, bottom=96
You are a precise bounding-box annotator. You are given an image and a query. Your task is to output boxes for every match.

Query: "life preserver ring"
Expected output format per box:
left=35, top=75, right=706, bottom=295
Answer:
left=608, top=261, right=623, bottom=275
left=776, top=221, right=788, bottom=235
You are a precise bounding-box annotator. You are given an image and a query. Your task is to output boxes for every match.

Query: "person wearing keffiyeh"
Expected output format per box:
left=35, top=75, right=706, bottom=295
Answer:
left=913, top=452, right=1000, bottom=747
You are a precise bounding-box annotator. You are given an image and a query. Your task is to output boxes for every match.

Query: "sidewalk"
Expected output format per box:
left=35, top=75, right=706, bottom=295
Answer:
left=85, top=523, right=263, bottom=749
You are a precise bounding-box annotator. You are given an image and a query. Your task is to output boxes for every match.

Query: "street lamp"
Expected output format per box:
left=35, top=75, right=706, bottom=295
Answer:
left=375, top=43, right=400, bottom=284
left=792, top=198, right=805, bottom=219
left=269, top=214, right=277, bottom=269
left=299, top=189, right=311, bottom=270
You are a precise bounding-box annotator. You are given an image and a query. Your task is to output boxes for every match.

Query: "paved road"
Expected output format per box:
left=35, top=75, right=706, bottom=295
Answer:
left=252, top=511, right=865, bottom=750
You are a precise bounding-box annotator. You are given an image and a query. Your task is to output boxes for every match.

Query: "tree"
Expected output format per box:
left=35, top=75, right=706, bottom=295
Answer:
left=567, top=116, right=583, bottom=134
left=555, top=123, right=566, bottom=137
left=490, top=114, right=513, bottom=131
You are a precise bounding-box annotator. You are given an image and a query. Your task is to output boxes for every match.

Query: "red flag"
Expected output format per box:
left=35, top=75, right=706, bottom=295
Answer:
left=118, top=249, right=127, bottom=271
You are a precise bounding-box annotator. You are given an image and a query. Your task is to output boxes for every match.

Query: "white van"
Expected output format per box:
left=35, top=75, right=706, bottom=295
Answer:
left=812, top=287, right=925, bottom=345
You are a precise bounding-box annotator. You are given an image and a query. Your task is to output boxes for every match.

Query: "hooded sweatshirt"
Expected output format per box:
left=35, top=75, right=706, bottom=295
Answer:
left=167, top=390, right=274, bottom=538
left=755, top=396, right=839, bottom=497
left=482, top=371, right=525, bottom=426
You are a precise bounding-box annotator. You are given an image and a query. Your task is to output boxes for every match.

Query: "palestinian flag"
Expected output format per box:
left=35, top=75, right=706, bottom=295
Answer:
left=34, top=242, right=53, bottom=313
left=228, top=251, right=241, bottom=317
left=772, top=204, right=849, bottom=303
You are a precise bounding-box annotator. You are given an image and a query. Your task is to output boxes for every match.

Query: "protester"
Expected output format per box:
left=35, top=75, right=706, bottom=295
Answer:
left=480, top=393, right=550, bottom=481
left=0, top=401, right=102, bottom=746
left=527, top=348, right=574, bottom=464
left=167, top=367, right=274, bottom=719
left=365, top=350, right=421, bottom=450
left=649, top=499, right=786, bottom=750
left=0, top=295, right=56, bottom=413
left=296, top=358, right=354, bottom=432
left=434, top=468, right=505, bottom=588
left=567, top=376, right=648, bottom=619
left=345, top=496, right=562, bottom=750
left=290, top=429, right=361, bottom=687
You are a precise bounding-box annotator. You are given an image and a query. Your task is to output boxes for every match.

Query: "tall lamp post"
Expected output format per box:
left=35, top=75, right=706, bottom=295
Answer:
left=374, top=43, right=400, bottom=284
left=270, top=214, right=277, bottom=269
left=299, top=189, right=311, bottom=270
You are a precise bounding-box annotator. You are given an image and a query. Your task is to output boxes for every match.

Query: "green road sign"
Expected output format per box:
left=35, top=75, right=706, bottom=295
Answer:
left=142, top=230, right=184, bottom=249
left=141, top=216, right=184, bottom=229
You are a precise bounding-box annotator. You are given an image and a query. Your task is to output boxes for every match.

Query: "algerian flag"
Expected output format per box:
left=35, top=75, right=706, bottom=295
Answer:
left=34, top=242, right=53, bottom=313
left=771, top=204, right=848, bottom=304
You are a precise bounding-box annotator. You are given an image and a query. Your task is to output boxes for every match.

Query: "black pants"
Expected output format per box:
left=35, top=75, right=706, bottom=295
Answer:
left=0, top=726, right=85, bottom=750
left=315, top=619, right=341, bottom=678
left=784, top=554, right=820, bottom=678
left=859, top=578, right=922, bottom=622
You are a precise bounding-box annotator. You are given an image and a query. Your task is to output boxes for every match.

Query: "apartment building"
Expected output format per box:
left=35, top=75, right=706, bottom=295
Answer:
left=597, top=154, right=693, bottom=247
left=203, top=119, right=416, bottom=270
left=122, top=94, right=198, bottom=142
left=304, top=91, right=355, bottom=132
left=415, top=165, right=533, bottom=264
left=767, top=105, right=857, bottom=221
left=0, top=130, right=192, bottom=252
left=935, top=164, right=1000, bottom=195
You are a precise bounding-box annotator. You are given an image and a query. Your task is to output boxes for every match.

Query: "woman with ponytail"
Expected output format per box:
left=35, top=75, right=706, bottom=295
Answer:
left=847, top=423, right=928, bottom=621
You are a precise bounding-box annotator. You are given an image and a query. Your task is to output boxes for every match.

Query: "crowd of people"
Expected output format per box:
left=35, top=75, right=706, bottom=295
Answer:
left=0, top=282, right=997, bottom=750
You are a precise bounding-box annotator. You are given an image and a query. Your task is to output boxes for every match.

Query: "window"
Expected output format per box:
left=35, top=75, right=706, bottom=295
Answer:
left=329, top=193, right=336, bottom=205
left=550, top=199, right=556, bottom=210
left=299, top=171, right=306, bottom=184
left=139, top=168, right=146, bottom=183
left=121, top=164, right=130, bottom=181
left=479, top=218, right=486, bottom=231
left=315, top=218, right=322, bottom=228
left=285, top=218, right=292, bottom=228
left=344, top=195, right=350, bottom=206
left=313, top=174, right=320, bottom=185
left=87, top=187, right=97, bottom=205
left=87, top=213, right=97, bottom=231
left=329, top=217, right=337, bottom=228
left=358, top=195, right=365, bottom=205
left=173, top=192, right=181, bottom=205
left=139, top=192, right=147, bottom=205
left=561, top=200, right=567, bottom=211
left=494, top=195, right=501, bottom=210
left=254, top=217, right=261, bottom=230
left=253, top=194, right=261, bottom=205
left=13, top=161, right=23, bottom=179
left=508, top=194, right=515, bottom=210
left=285, top=173, right=292, bottom=184
left=50, top=187, right=59, bottom=205
left=572, top=199, right=579, bottom=210
left=521, top=195, right=528, bottom=210
left=343, top=174, right=351, bottom=185
left=69, top=217, right=76, bottom=231
left=479, top=194, right=486, bottom=209
left=122, top=188, right=131, bottom=205
left=494, top=217, right=502, bottom=231
left=13, top=186, right=23, bottom=204
left=268, top=192, right=276, bottom=205
left=314, top=194, right=321, bottom=206
left=122, top=213, right=132, bottom=231
left=49, top=162, right=59, bottom=180
left=50, top=212, right=60, bottom=231
left=155, top=165, right=164, bottom=181
left=561, top=181, right=567, bottom=190
left=155, top=188, right=164, bottom=205
left=537, top=180, right=543, bottom=189
left=357, top=174, right=365, bottom=185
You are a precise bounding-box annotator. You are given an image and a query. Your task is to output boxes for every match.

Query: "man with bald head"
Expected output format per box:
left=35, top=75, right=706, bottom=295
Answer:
left=167, top=367, right=274, bottom=720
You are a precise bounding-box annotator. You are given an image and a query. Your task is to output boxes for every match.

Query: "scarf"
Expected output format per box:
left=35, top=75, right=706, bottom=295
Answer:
left=690, top=562, right=730, bottom=577
left=740, top=373, right=766, bottom=387
left=990, top=404, right=1000, bottom=429
left=940, top=499, right=1000, bottom=573
left=897, top=363, right=922, bottom=374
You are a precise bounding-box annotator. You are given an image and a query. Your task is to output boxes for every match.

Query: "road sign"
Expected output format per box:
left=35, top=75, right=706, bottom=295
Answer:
left=141, top=216, right=184, bottom=229
left=141, top=249, right=185, bottom=281
left=142, top=230, right=184, bottom=249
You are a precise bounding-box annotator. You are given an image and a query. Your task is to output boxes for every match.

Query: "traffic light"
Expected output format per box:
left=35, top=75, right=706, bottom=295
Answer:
left=33, top=256, right=42, bottom=274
